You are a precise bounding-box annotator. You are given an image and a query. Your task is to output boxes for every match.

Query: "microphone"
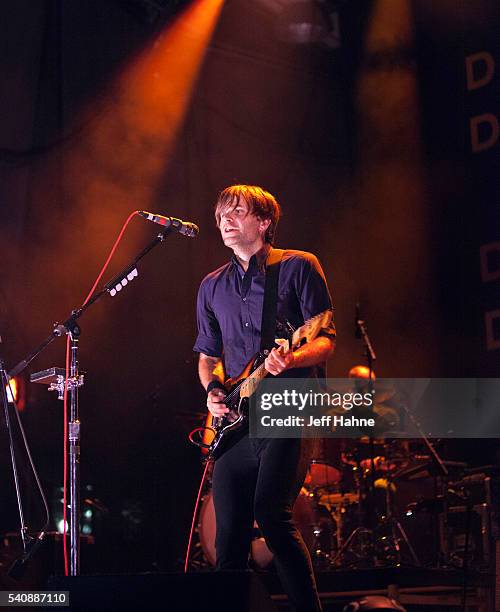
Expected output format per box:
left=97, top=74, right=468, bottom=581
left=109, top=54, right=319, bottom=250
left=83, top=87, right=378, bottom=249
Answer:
left=138, top=211, right=199, bottom=238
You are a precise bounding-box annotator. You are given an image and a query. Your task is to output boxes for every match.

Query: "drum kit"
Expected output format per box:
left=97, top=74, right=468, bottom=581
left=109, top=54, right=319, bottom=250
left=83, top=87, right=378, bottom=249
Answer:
left=197, top=437, right=426, bottom=571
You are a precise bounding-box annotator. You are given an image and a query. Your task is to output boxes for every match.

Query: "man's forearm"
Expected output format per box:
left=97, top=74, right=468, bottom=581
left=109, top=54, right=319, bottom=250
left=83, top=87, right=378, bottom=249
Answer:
left=291, top=336, right=335, bottom=369
left=198, top=354, right=224, bottom=390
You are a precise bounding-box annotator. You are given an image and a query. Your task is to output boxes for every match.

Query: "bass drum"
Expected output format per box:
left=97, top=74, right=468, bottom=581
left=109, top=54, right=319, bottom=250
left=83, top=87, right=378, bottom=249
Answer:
left=198, top=490, right=334, bottom=568
left=198, top=491, right=273, bottom=568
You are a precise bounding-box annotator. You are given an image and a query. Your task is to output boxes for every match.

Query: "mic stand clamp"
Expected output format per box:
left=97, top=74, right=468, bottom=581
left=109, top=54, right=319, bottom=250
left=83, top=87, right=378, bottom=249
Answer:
left=31, top=367, right=84, bottom=401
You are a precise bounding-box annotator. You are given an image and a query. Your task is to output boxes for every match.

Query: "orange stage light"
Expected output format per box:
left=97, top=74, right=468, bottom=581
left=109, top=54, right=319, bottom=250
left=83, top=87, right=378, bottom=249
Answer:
left=6, top=376, right=25, bottom=411
left=6, top=377, right=18, bottom=403
left=62, top=0, right=225, bottom=255
left=29, top=0, right=225, bottom=298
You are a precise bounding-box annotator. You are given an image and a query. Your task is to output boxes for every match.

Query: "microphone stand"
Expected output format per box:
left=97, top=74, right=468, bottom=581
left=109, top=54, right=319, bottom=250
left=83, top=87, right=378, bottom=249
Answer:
left=0, top=353, right=30, bottom=555
left=355, top=309, right=377, bottom=380
left=396, top=391, right=449, bottom=567
left=355, top=311, right=378, bottom=554
left=1, top=346, right=50, bottom=579
left=353, top=309, right=445, bottom=567
left=7, top=226, right=175, bottom=576
left=334, top=311, right=421, bottom=567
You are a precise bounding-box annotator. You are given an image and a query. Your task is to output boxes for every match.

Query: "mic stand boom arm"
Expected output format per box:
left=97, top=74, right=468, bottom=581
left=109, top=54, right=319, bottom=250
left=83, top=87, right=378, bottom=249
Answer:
left=6, top=226, right=174, bottom=576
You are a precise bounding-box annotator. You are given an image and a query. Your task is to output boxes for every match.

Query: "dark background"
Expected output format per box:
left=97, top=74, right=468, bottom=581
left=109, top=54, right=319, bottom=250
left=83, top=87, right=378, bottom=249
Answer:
left=0, top=0, right=498, bottom=573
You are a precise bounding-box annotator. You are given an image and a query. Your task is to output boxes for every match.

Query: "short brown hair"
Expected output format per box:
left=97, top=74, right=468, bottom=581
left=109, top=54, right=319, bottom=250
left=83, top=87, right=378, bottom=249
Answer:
left=214, top=185, right=281, bottom=244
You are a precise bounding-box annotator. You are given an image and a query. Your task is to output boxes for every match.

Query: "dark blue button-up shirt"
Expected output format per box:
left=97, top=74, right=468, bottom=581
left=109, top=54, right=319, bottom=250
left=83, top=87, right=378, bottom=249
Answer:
left=193, top=247, right=335, bottom=379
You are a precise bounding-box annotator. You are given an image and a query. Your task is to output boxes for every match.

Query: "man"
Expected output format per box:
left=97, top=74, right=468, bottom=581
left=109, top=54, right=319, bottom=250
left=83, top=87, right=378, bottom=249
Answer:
left=193, top=185, right=335, bottom=612
left=348, top=365, right=401, bottom=433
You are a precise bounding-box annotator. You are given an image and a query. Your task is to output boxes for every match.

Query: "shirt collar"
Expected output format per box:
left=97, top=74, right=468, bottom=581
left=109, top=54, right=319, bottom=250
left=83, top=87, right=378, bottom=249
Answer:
left=231, top=244, right=272, bottom=274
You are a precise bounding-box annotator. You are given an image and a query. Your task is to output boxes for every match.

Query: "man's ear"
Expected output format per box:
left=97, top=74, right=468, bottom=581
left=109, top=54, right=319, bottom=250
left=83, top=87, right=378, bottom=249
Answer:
left=259, top=218, right=271, bottom=234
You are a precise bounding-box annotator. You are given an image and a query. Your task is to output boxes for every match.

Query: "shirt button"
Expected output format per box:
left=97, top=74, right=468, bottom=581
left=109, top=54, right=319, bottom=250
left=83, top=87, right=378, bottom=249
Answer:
left=242, top=297, right=247, bottom=302
left=244, top=322, right=249, bottom=327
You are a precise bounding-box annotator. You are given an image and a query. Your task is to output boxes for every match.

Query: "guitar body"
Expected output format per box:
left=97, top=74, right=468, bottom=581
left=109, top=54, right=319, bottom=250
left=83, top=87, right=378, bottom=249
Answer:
left=207, top=352, right=265, bottom=461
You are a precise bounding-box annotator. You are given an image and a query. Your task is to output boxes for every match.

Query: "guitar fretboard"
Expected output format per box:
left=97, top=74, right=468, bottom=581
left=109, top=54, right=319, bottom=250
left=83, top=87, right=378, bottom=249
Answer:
left=240, top=362, right=267, bottom=397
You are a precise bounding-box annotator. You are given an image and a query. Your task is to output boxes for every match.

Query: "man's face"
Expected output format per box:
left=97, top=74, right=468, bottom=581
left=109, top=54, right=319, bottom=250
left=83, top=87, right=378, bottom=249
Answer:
left=218, top=198, right=270, bottom=249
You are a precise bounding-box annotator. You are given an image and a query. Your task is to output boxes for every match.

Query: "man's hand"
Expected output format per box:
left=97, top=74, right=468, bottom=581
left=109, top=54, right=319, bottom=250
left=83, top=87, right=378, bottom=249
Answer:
left=264, top=347, right=295, bottom=376
left=207, top=388, right=229, bottom=417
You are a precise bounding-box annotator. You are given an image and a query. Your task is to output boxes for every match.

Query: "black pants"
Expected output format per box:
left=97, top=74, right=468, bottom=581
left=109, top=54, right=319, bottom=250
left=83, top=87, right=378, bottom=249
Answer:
left=212, top=436, right=322, bottom=612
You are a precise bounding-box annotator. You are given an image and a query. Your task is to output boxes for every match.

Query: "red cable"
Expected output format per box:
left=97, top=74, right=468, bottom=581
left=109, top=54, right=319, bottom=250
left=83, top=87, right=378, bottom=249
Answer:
left=82, top=211, right=139, bottom=307
left=184, top=459, right=212, bottom=573
left=62, top=335, right=70, bottom=576
left=62, top=211, right=139, bottom=576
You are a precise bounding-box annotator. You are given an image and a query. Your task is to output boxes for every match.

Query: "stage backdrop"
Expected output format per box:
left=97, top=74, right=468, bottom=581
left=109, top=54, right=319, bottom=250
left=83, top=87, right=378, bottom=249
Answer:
left=0, top=0, right=498, bottom=572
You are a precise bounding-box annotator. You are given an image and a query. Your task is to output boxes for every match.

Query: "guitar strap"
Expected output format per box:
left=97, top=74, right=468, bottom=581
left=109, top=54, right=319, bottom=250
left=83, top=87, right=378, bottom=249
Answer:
left=260, top=247, right=284, bottom=351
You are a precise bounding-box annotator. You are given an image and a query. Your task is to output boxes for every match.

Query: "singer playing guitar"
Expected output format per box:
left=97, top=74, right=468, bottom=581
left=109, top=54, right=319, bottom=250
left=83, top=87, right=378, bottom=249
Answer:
left=193, top=185, right=335, bottom=612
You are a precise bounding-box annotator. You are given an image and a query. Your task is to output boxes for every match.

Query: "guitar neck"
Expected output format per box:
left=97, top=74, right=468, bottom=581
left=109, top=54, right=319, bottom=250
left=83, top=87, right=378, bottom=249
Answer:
left=237, top=310, right=332, bottom=399
left=239, top=361, right=268, bottom=398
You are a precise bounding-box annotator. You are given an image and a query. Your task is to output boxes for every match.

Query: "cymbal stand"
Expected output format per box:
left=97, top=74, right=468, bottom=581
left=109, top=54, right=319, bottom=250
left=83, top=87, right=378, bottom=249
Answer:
left=309, top=487, right=335, bottom=570
left=332, top=450, right=421, bottom=567
left=333, top=307, right=420, bottom=567
left=334, top=306, right=380, bottom=566
left=331, top=454, right=377, bottom=568
left=397, top=396, right=449, bottom=566
left=355, top=305, right=377, bottom=530
left=376, top=453, right=420, bottom=566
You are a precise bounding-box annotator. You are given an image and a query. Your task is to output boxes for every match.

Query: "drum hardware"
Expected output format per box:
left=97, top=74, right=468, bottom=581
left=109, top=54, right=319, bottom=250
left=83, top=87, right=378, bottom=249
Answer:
left=306, top=438, right=466, bottom=570
left=395, top=458, right=467, bottom=482
left=319, top=491, right=359, bottom=507
left=441, top=475, right=493, bottom=569
left=301, top=441, right=495, bottom=572
left=302, top=455, right=361, bottom=568
left=335, top=316, right=409, bottom=567
left=329, top=439, right=421, bottom=569
left=298, top=488, right=337, bottom=570
left=318, top=490, right=359, bottom=561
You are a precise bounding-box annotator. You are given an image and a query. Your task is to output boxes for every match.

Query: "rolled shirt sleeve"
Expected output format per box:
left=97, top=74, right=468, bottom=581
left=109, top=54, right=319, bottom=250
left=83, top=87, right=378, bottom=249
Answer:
left=295, top=252, right=336, bottom=340
left=193, top=275, right=223, bottom=358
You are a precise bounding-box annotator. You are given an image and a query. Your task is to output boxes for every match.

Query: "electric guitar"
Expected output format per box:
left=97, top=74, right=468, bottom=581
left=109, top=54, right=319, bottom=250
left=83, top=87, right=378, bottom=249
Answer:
left=204, top=309, right=333, bottom=460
